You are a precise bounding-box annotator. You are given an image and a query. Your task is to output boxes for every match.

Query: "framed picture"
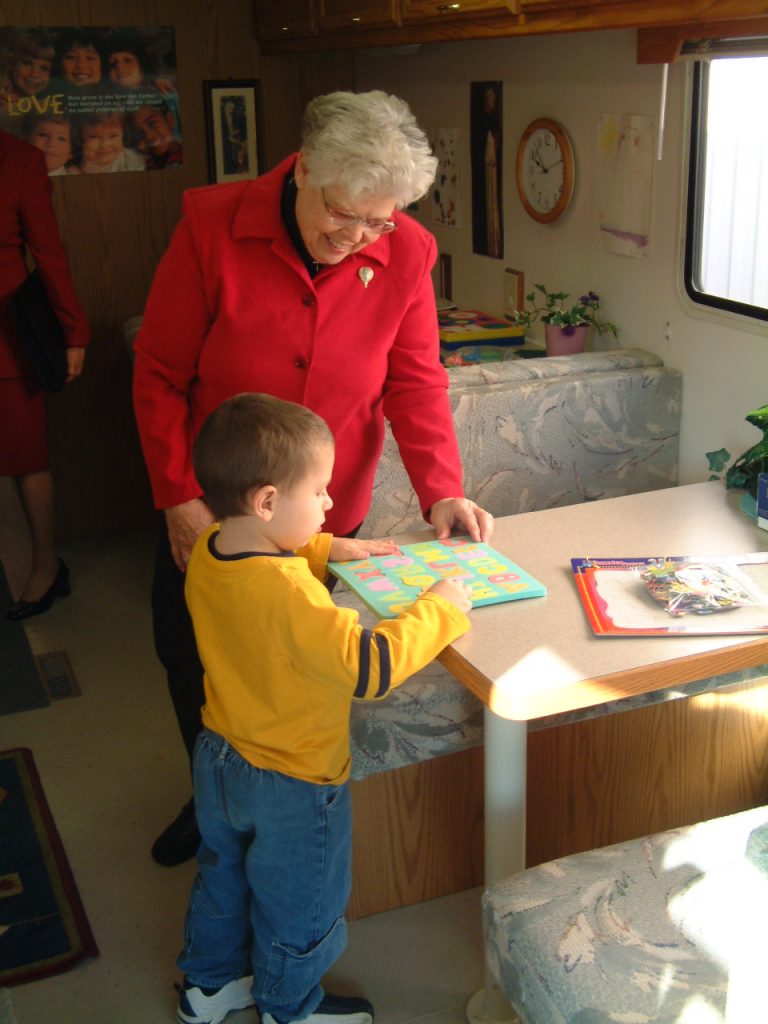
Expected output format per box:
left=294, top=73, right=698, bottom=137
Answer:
left=203, top=79, right=262, bottom=184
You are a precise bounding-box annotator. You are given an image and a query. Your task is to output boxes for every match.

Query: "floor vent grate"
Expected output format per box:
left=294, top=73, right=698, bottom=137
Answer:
left=35, top=651, right=80, bottom=700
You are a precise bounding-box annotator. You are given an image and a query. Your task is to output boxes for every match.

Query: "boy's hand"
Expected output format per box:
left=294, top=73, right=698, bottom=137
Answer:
left=428, top=578, right=473, bottom=614
left=329, top=537, right=401, bottom=562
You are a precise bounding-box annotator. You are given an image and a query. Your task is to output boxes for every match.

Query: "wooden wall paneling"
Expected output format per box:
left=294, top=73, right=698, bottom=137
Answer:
left=260, top=51, right=356, bottom=166
left=0, top=0, right=264, bottom=540
left=45, top=171, right=186, bottom=538
left=0, top=0, right=355, bottom=541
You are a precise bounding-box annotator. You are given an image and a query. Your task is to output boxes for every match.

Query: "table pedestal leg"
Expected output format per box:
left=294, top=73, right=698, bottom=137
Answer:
left=466, top=708, right=527, bottom=1024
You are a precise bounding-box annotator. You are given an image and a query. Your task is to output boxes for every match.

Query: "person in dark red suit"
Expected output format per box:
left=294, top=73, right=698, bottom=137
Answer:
left=133, top=91, right=494, bottom=870
left=0, top=130, right=89, bottom=620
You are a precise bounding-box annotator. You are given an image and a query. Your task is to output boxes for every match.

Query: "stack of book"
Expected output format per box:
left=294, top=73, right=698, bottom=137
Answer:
left=438, top=309, right=525, bottom=366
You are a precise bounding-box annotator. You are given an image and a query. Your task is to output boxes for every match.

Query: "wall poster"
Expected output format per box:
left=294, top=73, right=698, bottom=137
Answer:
left=431, top=127, right=461, bottom=229
left=595, top=113, right=654, bottom=257
left=0, top=26, right=182, bottom=175
left=470, top=81, right=503, bottom=259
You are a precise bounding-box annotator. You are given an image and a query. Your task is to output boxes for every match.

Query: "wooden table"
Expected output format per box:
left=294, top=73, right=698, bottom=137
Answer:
left=435, top=483, right=768, bottom=1023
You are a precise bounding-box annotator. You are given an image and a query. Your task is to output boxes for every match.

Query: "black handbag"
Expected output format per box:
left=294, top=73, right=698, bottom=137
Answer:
left=10, top=269, right=68, bottom=392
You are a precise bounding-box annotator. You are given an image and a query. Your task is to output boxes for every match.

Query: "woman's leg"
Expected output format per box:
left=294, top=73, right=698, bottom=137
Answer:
left=152, top=528, right=206, bottom=767
left=16, top=469, right=59, bottom=601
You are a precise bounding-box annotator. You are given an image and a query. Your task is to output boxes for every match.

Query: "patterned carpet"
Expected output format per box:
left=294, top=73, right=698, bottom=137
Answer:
left=0, top=748, right=97, bottom=985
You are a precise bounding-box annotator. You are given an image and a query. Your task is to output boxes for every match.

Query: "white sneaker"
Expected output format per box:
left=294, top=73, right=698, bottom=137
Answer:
left=177, top=975, right=255, bottom=1024
left=262, top=992, right=374, bottom=1024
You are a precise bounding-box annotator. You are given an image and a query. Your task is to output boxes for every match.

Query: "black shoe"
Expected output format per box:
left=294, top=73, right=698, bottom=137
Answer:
left=152, top=798, right=200, bottom=866
left=6, top=559, right=71, bottom=620
left=262, top=994, right=374, bottom=1024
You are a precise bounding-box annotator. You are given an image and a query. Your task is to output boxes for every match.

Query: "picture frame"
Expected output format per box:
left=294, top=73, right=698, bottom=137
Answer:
left=202, top=79, right=262, bottom=184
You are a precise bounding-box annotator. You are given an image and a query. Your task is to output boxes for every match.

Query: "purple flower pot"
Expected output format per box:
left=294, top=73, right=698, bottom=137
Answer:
left=545, top=323, right=590, bottom=356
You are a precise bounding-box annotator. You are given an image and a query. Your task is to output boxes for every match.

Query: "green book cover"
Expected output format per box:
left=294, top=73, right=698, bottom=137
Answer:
left=329, top=536, right=546, bottom=618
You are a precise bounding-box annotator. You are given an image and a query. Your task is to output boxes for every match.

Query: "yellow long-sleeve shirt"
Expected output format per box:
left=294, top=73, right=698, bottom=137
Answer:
left=185, top=527, right=470, bottom=785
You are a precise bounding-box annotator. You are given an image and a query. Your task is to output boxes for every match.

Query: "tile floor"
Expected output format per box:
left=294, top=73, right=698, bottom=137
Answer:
left=0, top=529, right=485, bottom=1024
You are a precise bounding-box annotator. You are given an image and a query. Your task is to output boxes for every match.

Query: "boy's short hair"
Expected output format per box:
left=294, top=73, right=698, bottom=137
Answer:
left=194, top=393, right=334, bottom=520
left=22, top=111, right=71, bottom=137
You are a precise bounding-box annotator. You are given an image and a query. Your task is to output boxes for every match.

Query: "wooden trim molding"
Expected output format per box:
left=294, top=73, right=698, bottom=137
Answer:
left=637, top=16, right=768, bottom=63
left=259, top=1, right=768, bottom=54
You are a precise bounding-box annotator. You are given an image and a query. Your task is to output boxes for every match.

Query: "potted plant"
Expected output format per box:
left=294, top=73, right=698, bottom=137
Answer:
left=706, top=403, right=768, bottom=519
left=512, top=283, right=619, bottom=355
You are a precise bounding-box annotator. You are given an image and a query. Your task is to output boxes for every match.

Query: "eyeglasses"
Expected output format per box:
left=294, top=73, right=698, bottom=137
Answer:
left=321, top=188, right=397, bottom=235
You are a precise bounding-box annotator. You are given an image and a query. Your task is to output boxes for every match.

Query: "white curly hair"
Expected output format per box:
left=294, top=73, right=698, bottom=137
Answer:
left=300, top=90, right=437, bottom=209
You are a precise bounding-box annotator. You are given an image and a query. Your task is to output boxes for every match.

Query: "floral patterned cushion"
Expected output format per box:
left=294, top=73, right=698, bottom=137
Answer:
left=346, top=349, right=682, bottom=780
left=360, top=348, right=682, bottom=537
left=483, top=805, right=768, bottom=1024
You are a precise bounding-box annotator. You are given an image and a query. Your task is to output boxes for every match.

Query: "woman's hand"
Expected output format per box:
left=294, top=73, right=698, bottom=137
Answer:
left=65, top=346, right=85, bottom=383
left=429, top=497, right=494, bottom=543
left=165, top=498, right=216, bottom=572
left=329, top=536, right=400, bottom=562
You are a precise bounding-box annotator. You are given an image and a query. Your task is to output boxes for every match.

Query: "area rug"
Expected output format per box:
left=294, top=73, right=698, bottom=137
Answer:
left=0, top=565, right=50, bottom=715
left=0, top=748, right=98, bottom=985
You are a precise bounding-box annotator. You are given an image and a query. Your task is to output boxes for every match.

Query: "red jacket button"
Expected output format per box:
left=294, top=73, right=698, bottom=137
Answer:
left=302, top=294, right=316, bottom=306
left=295, top=357, right=308, bottom=369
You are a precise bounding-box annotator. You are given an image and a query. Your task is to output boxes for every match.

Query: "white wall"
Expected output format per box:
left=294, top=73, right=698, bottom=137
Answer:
left=356, top=29, right=768, bottom=485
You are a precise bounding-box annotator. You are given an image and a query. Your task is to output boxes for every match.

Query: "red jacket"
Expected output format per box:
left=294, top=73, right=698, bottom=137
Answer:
left=0, top=130, right=89, bottom=378
left=132, top=154, right=463, bottom=535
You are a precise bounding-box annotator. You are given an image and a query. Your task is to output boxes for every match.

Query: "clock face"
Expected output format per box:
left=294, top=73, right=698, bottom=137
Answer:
left=516, top=118, right=574, bottom=223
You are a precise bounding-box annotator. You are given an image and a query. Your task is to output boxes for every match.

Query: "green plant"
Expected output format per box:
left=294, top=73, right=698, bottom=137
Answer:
left=512, top=284, right=619, bottom=338
left=706, top=404, right=768, bottom=497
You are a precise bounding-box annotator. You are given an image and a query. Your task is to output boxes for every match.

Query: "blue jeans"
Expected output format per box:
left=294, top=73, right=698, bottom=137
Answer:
left=178, top=729, right=351, bottom=1020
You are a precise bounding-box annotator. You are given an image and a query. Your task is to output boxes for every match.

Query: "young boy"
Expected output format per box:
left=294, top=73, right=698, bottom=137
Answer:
left=128, top=101, right=182, bottom=170
left=0, top=28, right=54, bottom=109
left=176, top=393, right=472, bottom=1024
left=25, top=113, right=74, bottom=174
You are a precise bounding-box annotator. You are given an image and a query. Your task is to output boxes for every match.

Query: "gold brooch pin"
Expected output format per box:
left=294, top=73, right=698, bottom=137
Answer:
left=358, top=267, right=374, bottom=289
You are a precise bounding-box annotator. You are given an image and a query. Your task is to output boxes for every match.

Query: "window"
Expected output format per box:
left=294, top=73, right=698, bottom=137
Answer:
left=685, top=54, right=768, bottom=322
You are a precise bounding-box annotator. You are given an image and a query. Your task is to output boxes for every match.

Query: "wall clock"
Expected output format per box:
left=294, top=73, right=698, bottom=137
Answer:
left=516, top=117, right=575, bottom=223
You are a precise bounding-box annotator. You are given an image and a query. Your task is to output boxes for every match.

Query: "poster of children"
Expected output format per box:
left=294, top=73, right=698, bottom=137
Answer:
left=0, top=25, right=182, bottom=174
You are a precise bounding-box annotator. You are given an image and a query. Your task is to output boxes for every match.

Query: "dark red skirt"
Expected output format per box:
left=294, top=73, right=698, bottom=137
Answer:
left=0, top=375, right=49, bottom=475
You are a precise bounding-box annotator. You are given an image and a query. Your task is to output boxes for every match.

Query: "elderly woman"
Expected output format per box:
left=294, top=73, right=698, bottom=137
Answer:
left=132, top=90, right=493, bottom=867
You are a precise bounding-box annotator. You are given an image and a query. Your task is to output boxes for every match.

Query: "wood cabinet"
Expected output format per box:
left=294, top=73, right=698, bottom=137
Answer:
left=349, top=673, right=768, bottom=919
left=319, top=0, right=400, bottom=32
left=519, top=0, right=626, bottom=9
left=254, top=0, right=315, bottom=41
left=255, top=0, right=768, bottom=53
left=401, top=0, right=520, bottom=23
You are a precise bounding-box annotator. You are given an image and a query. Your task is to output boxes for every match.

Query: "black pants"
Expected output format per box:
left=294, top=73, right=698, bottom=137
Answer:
left=151, top=530, right=205, bottom=770
left=151, top=524, right=360, bottom=775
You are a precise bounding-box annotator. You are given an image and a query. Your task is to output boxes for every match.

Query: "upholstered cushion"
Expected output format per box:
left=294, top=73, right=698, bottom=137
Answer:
left=360, top=348, right=681, bottom=537
left=346, top=348, right=682, bottom=780
left=483, top=805, right=768, bottom=1024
